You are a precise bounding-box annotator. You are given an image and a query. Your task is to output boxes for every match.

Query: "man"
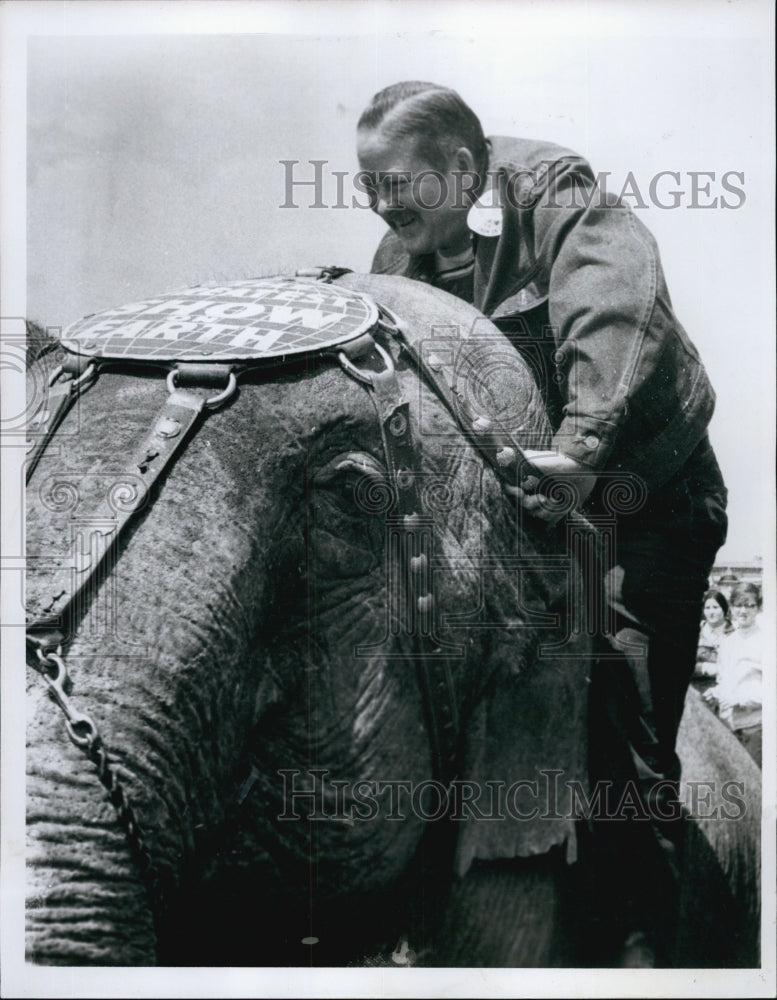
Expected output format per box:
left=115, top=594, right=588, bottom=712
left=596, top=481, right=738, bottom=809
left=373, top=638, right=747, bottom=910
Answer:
left=355, top=81, right=728, bottom=965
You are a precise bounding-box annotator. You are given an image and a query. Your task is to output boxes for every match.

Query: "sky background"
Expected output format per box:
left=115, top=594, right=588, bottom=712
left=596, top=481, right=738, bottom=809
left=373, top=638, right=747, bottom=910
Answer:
left=18, top=2, right=775, bottom=565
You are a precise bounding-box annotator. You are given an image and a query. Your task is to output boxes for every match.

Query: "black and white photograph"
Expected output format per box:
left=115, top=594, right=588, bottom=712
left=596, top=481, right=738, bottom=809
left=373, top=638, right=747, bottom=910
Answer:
left=1, top=1, right=775, bottom=997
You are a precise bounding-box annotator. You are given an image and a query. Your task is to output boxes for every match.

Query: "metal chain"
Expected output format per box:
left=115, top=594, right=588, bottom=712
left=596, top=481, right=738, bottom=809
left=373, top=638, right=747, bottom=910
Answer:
left=31, top=648, right=171, bottom=912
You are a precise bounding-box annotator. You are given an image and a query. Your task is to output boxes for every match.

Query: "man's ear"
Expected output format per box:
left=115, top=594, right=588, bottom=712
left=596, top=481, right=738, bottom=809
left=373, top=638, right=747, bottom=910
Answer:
left=452, top=146, right=477, bottom=174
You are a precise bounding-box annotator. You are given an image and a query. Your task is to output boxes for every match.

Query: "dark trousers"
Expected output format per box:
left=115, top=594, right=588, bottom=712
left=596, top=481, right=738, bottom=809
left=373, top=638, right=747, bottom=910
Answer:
left=584, top=436, right=728, bottom=961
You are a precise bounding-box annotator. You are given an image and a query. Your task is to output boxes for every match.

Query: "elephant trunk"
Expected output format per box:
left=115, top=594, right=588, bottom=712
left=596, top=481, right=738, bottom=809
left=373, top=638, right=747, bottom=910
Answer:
left=26, top=613, right=267, bottom=964
left=25, top=366, right=281, bottom=964
left=26, top=689, right=157, bottom=964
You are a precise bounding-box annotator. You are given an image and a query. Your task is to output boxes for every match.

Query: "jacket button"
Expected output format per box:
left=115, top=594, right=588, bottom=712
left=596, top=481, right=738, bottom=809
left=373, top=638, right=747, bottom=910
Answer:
left=583, top=434, right=599, bottom=450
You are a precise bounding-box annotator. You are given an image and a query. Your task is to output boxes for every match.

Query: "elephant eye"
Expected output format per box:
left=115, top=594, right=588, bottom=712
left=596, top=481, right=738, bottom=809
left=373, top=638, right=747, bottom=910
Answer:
left=307, top=452, right=387, bottom=577
left=312, top=452, right=392, bottom=516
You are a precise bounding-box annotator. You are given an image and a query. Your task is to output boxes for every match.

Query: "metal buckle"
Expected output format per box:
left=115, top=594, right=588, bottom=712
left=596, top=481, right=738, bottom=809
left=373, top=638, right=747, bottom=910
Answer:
left=166, top=368, right=237, bottom=409
left=336, top=341, right=394, bottom=388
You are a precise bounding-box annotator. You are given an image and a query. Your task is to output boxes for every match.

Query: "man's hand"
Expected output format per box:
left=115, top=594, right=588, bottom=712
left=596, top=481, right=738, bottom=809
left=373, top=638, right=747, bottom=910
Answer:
left=504, top=450, right=597, bottom=524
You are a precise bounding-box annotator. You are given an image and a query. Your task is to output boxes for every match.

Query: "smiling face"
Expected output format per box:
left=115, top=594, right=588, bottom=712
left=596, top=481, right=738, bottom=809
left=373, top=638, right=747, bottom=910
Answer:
left=356, top=128, right=474, bottom=257
left=730, top=599, right=759, bottom=632
left=704, top=597, right=725, bottom=626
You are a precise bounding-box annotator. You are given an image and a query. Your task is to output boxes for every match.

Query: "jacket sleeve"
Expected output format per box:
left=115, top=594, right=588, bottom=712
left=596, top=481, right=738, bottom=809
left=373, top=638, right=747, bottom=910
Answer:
left=529, top=159, right=666, bottom=471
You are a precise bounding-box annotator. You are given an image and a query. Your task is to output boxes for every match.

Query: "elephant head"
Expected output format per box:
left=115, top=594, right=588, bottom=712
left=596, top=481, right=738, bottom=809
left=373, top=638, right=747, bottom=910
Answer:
left=25, top=274, right=593, bottom=966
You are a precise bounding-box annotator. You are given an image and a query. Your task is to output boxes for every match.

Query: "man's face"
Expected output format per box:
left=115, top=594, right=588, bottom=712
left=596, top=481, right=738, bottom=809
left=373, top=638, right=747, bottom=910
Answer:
left=356, top=128, right=473, bottom=257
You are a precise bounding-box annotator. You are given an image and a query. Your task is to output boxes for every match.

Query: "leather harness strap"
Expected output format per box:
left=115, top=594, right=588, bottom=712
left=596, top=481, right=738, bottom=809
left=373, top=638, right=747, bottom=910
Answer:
left=376, top=309, right=605, bottom=563
left=27, top=383, right=209, bottom=637
left=25, top=277, right=381, bottom=641
left=26, top=354, right=97, bottom=485
left=387, top=323, right=533, bottom=488
left=358, top=344, right=460, bottom=785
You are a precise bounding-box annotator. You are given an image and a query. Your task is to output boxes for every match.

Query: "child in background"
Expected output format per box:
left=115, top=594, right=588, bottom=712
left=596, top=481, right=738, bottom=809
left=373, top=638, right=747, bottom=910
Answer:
left=693, top=589, right=734, bottom=694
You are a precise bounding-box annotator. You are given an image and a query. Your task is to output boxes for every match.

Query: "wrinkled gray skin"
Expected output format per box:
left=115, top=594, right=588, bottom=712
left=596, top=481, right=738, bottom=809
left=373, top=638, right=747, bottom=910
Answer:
left=675, top=688, right=761, bottom=968
left=26, top=275, right=590, bottom=966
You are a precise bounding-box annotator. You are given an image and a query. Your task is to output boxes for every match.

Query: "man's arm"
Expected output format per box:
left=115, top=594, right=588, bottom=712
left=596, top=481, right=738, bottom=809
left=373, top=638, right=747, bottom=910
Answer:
left=529, top=161, right=665, bottom=475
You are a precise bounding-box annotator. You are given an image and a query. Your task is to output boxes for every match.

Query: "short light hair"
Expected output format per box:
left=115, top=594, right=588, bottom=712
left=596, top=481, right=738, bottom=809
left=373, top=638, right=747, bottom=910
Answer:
left=357, top=81, right=489, bottom=179
left=729, top=582, right=762, bottom=609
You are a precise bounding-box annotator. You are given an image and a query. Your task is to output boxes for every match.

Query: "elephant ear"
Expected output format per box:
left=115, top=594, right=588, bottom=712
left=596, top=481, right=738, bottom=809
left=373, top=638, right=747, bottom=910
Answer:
left=453, top=632, right=590, bottom=877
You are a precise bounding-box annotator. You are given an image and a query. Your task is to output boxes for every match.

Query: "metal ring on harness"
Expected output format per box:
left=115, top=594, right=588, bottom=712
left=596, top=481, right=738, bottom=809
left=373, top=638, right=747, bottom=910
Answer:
left=336, top=341, right=394, bottom=388
left=49, top=360, right=99, bottom=390
left=166, top=368, right=237, bottom=409
left=375, top=302, right=406, bottom=339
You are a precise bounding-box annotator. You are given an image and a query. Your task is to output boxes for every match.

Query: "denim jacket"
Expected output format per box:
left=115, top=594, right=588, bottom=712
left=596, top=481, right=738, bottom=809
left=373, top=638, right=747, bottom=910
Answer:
left=370, top=136, right=717, bottom=492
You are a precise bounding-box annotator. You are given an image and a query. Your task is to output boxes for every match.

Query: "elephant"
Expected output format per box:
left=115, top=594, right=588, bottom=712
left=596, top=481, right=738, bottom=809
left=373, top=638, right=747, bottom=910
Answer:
left=674, top=686, right=762, bottom=968
left=24, top=272, right=760, bottom=968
